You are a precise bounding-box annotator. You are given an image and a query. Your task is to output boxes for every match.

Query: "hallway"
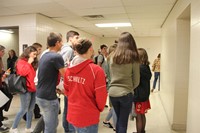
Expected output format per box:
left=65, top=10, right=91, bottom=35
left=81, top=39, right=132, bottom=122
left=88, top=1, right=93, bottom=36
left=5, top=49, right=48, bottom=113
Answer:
left=2, top=92, right=185, bottom=133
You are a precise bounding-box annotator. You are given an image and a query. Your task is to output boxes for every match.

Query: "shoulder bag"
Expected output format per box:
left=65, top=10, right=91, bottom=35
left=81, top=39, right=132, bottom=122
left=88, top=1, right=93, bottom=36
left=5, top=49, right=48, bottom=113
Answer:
left=5, top=74, right=27, bottom=94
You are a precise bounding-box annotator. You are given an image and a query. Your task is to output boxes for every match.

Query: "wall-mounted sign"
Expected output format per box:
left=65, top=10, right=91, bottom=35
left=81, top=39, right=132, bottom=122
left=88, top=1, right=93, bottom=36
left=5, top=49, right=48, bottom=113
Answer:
left=22, top=44, right=28, bottom=51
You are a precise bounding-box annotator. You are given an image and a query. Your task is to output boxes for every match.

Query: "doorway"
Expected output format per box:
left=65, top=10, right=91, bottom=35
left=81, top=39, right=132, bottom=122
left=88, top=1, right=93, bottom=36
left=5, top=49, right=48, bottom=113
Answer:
left=0, top=26, right=19, bottom=70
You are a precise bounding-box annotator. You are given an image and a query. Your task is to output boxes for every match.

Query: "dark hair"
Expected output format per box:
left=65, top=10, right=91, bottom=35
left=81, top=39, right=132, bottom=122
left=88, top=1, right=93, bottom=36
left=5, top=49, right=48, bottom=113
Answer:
left=19, top=46, right=38, bottom=70
left=75, top=39, right=92, bottom=55
left=113, top=32, right=139, bottom=64
left=47, top=32, right=62, bottom=47
left=32, top=42, right=42, bottom=49
left=8, top=49, right=17, bottom=58
left=100, top=44, right=107, bottom=50
left=66, top=30, right=79, bottom=42
left=138, top=48, right=150, bottom=65
left=157, top=53, right=161, bottom=58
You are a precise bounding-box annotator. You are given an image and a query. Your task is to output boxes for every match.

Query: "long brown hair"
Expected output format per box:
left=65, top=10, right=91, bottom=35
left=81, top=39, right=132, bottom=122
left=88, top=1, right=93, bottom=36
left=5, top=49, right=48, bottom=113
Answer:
left=138, top=48, right=150, bottom=65
left=19, top=46, right=38, bottom=70
left=113, top=32, right=139, bottom=64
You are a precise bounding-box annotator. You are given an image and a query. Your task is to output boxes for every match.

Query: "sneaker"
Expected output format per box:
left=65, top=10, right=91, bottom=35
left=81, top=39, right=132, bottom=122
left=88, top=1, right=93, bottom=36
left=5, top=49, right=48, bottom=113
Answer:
left=130, top=115, right=135, bottom=121
left=34, top=114, right=41, bottom=119
left=103, top=121, right=113, bottom=128
left=3, top=116, right=8, bottom=121
left=0, top=125, right=9, bottom=132
left=9, top=128, right=18, bottom=133
left=25, top=128, right=33, bottom=133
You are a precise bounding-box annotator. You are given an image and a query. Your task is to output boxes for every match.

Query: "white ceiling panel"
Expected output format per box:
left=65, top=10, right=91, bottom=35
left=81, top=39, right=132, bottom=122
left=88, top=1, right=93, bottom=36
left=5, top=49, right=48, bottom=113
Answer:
left=102, top=14, right=128, bottom=20
left=57, top=0, right=122, bottom=9
left=68, top=7, right=126, bottom=16
left=55, top=19, right=93, bottom=28
left=0, top=0, right=52, bottom=7
left=0, top=0, right=177, bottom=37
left=7, top=3, right=65, bottom=13
left=0, top=7, right=20, bottom=16
left=122, top=0, right=176, bottom=6
left=125, top=5, right=172, bottom=14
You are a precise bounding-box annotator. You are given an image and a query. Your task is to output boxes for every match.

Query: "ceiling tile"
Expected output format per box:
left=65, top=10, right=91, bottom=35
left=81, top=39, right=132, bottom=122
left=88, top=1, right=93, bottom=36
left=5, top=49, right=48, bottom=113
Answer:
left=0, top=0, right=176, bottom=37
left=1, top=0, right=52, bottom=7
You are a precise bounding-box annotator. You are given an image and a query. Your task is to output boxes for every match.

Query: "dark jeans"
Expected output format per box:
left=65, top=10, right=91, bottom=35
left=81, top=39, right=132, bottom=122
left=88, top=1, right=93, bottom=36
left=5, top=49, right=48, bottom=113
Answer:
left=63, top=96, right=75, bottom=133
left=153, top=72, right=160, bottom=90
left=0, top=108, right=3, bottom=127
left=110, top=93, right=133, bottom=133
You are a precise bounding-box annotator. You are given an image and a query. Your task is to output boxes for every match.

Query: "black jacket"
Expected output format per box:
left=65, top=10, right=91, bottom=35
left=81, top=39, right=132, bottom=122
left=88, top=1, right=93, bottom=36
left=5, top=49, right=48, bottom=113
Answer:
left=7, top=56, right=18, bottom=74
left=133, top=64, right=152, bottom=102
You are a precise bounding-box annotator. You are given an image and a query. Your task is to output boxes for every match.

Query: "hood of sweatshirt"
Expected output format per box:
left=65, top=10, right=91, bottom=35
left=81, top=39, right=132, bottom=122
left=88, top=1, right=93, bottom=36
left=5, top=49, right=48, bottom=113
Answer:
left=68, top=55, right=93, bottom=74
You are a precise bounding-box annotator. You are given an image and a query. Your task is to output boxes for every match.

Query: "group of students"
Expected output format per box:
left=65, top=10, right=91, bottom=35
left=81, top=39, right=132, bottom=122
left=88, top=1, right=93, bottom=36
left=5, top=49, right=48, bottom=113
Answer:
left=0, top=30, right=158, bottom=133
left=96, top=33, right=152, bottom=133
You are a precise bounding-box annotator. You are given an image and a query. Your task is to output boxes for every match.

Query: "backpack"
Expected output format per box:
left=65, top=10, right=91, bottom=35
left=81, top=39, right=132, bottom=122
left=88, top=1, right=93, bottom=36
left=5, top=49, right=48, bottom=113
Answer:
left=94, top=54, right=104, bottom=64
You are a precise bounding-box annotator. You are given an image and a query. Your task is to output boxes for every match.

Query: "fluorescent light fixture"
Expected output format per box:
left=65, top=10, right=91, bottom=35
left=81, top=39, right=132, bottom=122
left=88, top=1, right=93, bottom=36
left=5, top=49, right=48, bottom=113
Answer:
left=95, top=23, right=131, bottom=27
left=0, top=30, right=14, bottom=34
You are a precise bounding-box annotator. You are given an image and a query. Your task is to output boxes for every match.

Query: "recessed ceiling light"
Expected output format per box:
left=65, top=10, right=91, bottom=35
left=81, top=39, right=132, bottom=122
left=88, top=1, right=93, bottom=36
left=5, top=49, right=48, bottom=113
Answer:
left=95, top=23, right=131, bottom=27
left=0, top=30, right=14, bottom=34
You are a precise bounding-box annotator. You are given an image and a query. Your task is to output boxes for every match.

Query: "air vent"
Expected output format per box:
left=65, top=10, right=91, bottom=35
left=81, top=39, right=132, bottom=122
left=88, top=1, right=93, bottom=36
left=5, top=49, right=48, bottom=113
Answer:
left=83, top=15, right=104, bottom=20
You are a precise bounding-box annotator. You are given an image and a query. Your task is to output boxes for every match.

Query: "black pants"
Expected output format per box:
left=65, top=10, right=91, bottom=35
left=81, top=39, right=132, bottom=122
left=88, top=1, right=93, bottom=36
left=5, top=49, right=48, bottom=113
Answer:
left=23, top=104, right=41, bottom=120
left=0, top=108, right=3, bottom=127
left=34, top=104, right=41, bottom=117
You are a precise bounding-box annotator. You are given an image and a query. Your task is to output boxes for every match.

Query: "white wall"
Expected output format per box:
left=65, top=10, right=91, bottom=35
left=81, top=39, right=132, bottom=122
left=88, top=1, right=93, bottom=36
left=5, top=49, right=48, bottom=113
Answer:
left=0, top=14, right=37, bottom=54
left=36, top=14, right=101, bottom=54
left=160, top=0, right=200, bottom=132
left=187, top=0, right=200, bottom=132
left=173, top=18, right=190, bottom=130
left=135, top=37, right=161, bottom=64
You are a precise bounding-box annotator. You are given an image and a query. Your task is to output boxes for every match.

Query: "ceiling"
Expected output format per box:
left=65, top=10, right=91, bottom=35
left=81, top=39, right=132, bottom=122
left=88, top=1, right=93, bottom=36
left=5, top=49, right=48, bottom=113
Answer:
left=0, top=0, right=177, bottom=37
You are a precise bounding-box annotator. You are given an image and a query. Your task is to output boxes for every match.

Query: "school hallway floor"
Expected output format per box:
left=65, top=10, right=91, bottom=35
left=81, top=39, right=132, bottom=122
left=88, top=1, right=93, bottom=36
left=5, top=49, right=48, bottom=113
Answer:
left=2, top=91, right=186, bottom=133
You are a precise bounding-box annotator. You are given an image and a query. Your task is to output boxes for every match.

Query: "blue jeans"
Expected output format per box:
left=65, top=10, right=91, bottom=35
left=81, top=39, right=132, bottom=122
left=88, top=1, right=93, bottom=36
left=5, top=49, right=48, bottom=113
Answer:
left=63, top=96, right=75, bottom=133
left=12, top=92, right=36, bottom=129
left=110, top=93, right=133, bottom=133
left=74, top=124, right=98, bottom=133
left=153, top=72, right=160, bottom=90
left=105, top=107, right=117, bottom=129
left=36, top=97, right=59, bottom=133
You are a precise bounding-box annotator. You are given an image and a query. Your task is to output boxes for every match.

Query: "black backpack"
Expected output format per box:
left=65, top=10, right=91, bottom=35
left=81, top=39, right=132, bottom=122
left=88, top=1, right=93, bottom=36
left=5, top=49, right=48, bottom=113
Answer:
left=94, top=54, right=104, bottom=64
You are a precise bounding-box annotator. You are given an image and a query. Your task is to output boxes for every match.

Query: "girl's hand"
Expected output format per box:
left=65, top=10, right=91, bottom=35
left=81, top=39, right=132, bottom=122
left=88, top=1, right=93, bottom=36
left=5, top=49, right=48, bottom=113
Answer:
left=5, top=68, right=11, bottom=76
left=2, top=74, right=7, bottom=81
left=28, top=57, right=34, bottom=64
left=2, top=68, right=11, bottom=81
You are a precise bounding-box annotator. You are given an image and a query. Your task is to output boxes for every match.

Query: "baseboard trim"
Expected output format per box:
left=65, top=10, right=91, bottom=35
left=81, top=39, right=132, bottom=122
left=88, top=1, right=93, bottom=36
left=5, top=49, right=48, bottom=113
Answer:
left=171, top=123, right=186, bottom=131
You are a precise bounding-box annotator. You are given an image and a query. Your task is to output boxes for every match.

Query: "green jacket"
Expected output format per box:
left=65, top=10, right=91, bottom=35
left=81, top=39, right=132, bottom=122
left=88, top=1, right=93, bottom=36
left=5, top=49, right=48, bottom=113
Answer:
left=108, top=57, right=140, bottom=97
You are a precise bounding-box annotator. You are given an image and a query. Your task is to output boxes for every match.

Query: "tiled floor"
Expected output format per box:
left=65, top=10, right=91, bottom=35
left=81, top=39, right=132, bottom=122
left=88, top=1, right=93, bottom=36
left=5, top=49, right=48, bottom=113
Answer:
left=2, top=91, right=186, bottom=133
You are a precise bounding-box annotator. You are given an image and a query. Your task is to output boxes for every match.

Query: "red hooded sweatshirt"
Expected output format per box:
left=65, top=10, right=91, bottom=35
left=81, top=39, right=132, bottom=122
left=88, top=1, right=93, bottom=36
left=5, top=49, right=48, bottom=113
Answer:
left=64, top=58, right=107, bottom=128
left=16, top=58, right=36, bottom=92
